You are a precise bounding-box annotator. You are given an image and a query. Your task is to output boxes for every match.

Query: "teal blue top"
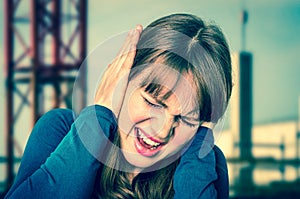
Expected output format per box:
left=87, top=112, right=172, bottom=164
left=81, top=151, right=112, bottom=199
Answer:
left=5, top=105, right=228, bottom=199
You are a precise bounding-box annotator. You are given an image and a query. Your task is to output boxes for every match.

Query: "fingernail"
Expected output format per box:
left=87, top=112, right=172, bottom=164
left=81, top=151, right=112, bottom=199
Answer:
left=136, top=24, right=142, bottom=32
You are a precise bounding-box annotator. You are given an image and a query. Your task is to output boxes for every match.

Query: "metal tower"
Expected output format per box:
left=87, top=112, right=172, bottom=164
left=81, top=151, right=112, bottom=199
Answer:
left=4, top=0, right=87, bottom=190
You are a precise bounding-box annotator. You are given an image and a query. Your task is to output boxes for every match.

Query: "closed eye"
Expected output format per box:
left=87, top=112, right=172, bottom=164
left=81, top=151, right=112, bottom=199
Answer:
left=143, top=97, right=163, bottom=109
left=182, top=119, right=198, bottom=128
left=175, top=116, right=198, bottom=128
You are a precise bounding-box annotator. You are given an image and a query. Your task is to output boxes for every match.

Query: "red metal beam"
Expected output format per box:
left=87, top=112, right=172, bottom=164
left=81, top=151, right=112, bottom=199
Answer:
left=4, top=0, right=15, bottom=190
left=78, top=0, right=87, bottom=110
left=30, top=0, right=40, bottom=122
left=52, top=0, right=61, bottom=107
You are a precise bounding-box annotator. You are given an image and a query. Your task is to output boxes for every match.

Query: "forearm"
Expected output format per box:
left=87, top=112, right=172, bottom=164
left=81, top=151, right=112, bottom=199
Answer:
left=5, top=105, right=117, bottom=199
left=173, top=127, right=218, bottom=199
left=173, top=151, right=217, bottom=199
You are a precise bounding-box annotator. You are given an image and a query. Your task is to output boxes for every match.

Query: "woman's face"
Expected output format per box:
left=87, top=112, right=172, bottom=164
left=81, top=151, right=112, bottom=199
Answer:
left=117, top=65, right=200, bottom=171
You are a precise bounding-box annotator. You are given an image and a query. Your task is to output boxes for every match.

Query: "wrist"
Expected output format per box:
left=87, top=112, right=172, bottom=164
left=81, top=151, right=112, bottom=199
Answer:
left=74, top=104, right=118, bottom=161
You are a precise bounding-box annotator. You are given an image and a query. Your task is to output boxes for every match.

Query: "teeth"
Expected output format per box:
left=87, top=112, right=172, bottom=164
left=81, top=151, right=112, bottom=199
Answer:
left=137, top=129, right=161, bottom=148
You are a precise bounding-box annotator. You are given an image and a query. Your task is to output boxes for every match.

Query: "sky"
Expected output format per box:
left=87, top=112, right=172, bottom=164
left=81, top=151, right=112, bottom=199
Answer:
left=0, top=0, right=300, bottom=138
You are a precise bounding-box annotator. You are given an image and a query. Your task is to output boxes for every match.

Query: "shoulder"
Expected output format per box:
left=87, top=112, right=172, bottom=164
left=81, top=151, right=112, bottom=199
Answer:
left=34, top=108, right=75, bottom=136
left=38, top=108, right=75, bottom=123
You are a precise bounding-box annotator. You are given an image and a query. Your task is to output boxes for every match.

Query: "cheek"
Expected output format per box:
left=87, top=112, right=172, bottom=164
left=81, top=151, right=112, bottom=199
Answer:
left=118, top=88, right=140, bottom=133
left=128, top=95, right=145, bottom=123
left=119, top=88, right=149, bottom=130
left=127, top=92, right=149, bottom=123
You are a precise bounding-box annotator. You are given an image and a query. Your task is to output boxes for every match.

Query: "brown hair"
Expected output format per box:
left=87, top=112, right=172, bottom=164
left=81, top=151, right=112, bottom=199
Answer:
left=97, top=13, right=232, bottom=198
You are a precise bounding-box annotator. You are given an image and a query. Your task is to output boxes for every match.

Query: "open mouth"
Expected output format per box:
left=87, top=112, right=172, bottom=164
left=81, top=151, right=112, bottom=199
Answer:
left=134, top=127, right=166, bottom=157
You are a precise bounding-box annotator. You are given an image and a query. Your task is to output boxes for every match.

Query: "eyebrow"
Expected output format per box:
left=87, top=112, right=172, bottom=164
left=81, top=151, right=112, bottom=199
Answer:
left=182, top=109, right=200, bottom=120
left=182, top=115, right=200, bottom=122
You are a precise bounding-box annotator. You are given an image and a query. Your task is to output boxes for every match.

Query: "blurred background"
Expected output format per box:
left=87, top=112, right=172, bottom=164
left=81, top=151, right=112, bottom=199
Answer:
left=1, top=0, right=300, bottom=198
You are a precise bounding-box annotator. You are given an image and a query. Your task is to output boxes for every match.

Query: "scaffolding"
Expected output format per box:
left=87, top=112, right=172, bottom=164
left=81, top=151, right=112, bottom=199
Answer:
left=3, top=0, right=87, bottom=191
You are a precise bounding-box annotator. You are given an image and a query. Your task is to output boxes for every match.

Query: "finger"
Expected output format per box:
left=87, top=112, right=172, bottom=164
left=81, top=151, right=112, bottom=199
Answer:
left=119, top=25, right=143, bottom=57
left=117, top=27, right=138, bottom=57
left=131, top=24, right=143, bottom=46
left=108, top=29, right=135, bottom=70
left=114, top=25, right=143, bottom=72
left=122, top=27, right=142, bottom=69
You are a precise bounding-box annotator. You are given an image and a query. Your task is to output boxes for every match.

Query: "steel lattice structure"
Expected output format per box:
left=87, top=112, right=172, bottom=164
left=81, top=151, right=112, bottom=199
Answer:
left=4, top=0, right=87, bottom=190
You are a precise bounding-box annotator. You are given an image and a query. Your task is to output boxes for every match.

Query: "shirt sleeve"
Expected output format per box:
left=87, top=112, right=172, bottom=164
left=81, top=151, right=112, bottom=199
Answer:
left=5, top=105, right=117, bottom=199
left=173, top=127, right=218, bottom=199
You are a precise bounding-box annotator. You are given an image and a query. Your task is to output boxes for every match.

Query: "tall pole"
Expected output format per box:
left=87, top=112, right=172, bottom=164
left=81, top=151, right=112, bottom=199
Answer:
left=4, top=0, right=15, bottom=189
left=241, top=9, right=248, bottom=52
left=239, top=51, right=253, bottom=160
left=31, top=0, right=40, bottom=123
left=239, top=3, right=253, bottom=160
left=52, top=0, right=62, bottom=108
left=78, top=0, right=88, bottom=110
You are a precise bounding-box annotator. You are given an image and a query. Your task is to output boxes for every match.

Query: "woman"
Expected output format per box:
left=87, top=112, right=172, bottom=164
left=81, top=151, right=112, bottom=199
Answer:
left=5, top=13, right=232, bottom=198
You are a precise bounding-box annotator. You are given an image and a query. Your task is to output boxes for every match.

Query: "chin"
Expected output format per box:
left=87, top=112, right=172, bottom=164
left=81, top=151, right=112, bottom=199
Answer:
left=121, top=151, right=159, bottom=171
left=121, top=149, right=181, bottom=173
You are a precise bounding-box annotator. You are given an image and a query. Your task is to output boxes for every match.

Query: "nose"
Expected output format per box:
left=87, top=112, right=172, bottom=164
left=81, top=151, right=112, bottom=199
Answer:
left=150, top=111, right=179, bottom=140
